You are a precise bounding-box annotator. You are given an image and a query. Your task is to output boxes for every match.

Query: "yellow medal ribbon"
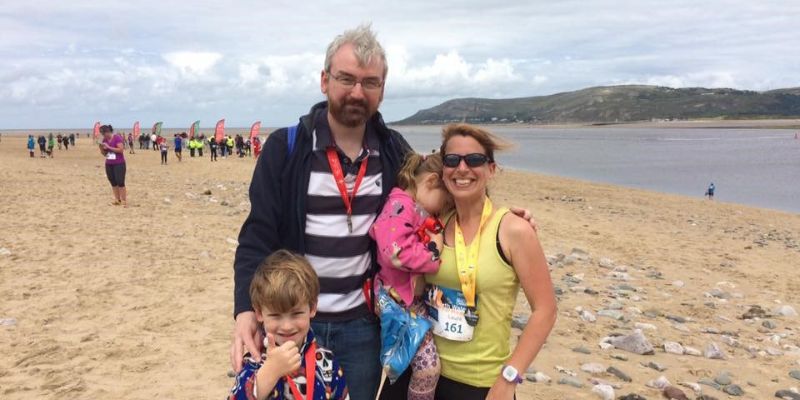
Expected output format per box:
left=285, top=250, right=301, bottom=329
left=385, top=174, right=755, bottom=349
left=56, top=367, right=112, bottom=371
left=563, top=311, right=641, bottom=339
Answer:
left=454, top=196, right=493, bottom=325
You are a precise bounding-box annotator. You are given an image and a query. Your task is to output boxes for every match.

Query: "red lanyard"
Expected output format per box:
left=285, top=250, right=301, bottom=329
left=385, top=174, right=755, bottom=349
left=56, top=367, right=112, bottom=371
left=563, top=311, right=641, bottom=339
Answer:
left=326, top=146, right=369, bottom=233
left=285, top=341, right=317, bottom=400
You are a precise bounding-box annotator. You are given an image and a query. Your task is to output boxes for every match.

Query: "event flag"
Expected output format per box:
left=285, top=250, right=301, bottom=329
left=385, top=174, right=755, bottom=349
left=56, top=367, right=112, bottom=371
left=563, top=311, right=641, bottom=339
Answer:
left=152, top=121, right=163, bottom=136
left=133, top=121, right=140, bottom=137
left=250, top=121, right=261, bottom=141
left=215, top=119, right=225, bottom=142
left=190, top=120, right=200, bottom=139
left=93, top=121, right=101, bottom=142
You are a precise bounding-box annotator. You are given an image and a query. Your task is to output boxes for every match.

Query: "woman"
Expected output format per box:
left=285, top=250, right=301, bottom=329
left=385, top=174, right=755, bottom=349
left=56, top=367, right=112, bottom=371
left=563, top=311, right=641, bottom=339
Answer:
left=385, top=124, right=556, bottom=400
left=98, top=125, right=128, bottom=207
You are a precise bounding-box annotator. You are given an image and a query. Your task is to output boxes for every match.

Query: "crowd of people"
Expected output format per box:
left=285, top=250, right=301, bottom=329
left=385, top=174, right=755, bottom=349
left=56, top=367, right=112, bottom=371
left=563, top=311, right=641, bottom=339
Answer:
left=26, top=133, right=78, bottom=158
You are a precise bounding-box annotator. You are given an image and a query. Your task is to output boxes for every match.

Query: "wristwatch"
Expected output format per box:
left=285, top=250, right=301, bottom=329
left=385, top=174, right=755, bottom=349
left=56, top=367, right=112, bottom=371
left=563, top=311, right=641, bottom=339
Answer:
left=501, top=365, right=524, bottom=384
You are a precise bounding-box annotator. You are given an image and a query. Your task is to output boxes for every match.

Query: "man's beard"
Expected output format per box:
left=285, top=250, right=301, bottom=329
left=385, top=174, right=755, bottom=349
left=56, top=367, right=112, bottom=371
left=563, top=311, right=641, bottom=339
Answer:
left=328, top=95, right=372, bottom=128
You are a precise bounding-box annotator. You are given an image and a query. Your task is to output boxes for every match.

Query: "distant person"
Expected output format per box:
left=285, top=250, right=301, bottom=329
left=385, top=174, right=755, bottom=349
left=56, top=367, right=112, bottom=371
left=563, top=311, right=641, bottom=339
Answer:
left=197, top=135, right=205, bottom=157
left=227, top=250, right=349, bottom=400
left=47, top=133, right=55, bottom=158
left=98, top=125, right=127, bottom=207
left=209, top=137, right=218, bottom=162
left=56, top=134, right=63, bottom=150
left=127, top=133, right=135, bottom=154
left=63, top=135, right=70, bottom=150
left=706, top=182, right=715, bottom=200
left=174, top=134, right=183, bottom=162
left=252, top=136, right=261, bottom=158
left=160, top=139, right=169, bottom=165
left=37, top=135, right=47, bottom=157
left=69, top=133, right=75, bottom=146
left=27, top=135, right=35, bottom=157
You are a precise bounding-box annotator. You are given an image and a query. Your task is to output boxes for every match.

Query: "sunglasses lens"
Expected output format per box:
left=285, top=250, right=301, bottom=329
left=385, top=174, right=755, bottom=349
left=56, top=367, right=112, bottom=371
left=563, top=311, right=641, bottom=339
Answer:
left=443, top=154, right=461, bottom=167
left=465, top=154, right=488, bottom=167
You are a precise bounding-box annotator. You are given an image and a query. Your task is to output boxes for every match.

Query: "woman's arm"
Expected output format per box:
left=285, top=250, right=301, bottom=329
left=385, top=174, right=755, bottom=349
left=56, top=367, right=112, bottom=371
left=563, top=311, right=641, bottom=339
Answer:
left=487, top=214, right=557, bottom=400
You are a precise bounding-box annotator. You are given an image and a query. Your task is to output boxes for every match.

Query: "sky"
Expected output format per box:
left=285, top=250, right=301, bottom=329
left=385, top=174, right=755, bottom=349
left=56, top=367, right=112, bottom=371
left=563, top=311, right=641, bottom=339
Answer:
left=1, top=0, right=798, bottom=129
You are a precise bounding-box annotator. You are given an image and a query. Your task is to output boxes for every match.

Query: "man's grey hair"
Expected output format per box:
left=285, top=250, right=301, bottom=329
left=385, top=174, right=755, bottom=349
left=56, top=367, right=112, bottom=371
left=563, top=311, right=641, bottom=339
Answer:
left=324, top=23, right=388, bottom=78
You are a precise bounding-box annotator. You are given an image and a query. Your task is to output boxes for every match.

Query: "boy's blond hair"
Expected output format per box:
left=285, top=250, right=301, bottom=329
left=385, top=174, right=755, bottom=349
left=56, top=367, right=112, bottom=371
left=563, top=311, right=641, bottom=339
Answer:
left=249, top=250, right=320, bottom=313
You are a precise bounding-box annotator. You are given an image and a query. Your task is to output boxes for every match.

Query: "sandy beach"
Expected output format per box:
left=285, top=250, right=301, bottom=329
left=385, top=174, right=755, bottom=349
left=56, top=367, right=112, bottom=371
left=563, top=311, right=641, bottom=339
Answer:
left=1, top=135, right=799, bottom=399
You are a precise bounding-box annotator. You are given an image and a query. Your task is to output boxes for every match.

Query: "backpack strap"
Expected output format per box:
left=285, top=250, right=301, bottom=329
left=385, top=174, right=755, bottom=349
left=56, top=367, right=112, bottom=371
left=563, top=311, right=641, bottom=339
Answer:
left=286, top=123, right=300, bottom=157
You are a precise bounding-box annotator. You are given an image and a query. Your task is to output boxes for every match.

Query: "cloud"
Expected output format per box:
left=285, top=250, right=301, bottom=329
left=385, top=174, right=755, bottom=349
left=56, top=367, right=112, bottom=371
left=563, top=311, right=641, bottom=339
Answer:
left=162, top=51, right=222, bottom=75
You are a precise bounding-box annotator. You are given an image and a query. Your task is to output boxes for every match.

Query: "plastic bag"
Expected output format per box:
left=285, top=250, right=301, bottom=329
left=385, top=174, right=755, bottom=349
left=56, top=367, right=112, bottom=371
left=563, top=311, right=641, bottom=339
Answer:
left=376, top=287, right=432, bottom=383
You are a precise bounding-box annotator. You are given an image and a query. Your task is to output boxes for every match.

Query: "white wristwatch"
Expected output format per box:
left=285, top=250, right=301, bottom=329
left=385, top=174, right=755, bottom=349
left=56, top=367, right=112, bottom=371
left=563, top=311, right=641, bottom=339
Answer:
left=501, top=365, right=524, bottom=384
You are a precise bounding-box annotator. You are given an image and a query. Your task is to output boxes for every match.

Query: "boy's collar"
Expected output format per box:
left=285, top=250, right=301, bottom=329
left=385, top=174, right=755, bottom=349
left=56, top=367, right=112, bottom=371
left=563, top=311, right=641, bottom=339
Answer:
left=299, top=329, right=316, bottom=355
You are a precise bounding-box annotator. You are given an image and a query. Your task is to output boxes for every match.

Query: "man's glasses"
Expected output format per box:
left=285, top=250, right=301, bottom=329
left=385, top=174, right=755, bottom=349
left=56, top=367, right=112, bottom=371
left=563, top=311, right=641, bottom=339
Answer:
left=443, top=153, right=491, bottom=168
left=330, top=73, right=384, bottom=90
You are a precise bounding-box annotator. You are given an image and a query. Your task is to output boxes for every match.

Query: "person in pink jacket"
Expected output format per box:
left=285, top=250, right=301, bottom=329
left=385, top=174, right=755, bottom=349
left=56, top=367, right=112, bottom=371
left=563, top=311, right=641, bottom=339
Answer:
left=369, top=152, right=450, bottom=400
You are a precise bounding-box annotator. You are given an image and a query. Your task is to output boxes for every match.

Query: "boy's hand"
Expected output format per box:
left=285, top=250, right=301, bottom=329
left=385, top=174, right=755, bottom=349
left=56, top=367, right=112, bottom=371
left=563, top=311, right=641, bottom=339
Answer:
left=264, top=333, right=301, bottom=377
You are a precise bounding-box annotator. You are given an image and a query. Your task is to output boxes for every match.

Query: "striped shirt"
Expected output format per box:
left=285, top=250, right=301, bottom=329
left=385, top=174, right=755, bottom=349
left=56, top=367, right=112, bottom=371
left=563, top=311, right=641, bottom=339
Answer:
left=305, top=113, right=382, bottom=321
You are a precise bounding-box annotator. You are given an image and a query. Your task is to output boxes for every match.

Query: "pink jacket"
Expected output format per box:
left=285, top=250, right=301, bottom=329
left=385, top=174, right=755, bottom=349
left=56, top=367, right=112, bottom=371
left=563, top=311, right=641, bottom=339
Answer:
left=369, top=188, right=441, bottom=306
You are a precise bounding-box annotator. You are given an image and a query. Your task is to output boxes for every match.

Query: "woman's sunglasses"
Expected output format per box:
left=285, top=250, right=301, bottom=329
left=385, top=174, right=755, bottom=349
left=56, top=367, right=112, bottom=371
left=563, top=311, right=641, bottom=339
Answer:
left=443, top=153, right=491, bottom=168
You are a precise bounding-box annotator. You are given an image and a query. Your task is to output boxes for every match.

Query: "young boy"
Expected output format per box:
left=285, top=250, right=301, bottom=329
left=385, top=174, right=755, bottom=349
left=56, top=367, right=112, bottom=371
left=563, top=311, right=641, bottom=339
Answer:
left=228, top=250, right=349, bottom=400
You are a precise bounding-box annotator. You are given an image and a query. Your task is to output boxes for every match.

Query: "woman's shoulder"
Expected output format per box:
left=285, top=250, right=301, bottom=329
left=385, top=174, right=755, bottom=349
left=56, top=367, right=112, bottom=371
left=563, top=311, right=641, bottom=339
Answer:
left=498, top=209, right=536, bottom=240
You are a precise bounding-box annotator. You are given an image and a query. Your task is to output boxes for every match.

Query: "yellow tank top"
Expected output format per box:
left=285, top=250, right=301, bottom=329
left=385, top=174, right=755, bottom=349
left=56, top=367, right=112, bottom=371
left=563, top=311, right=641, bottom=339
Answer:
left=425, top=207, right=519, bottom=387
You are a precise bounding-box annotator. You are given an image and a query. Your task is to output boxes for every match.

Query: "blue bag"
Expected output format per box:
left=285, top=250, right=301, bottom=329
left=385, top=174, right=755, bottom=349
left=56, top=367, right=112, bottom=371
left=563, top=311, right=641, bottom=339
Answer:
left=376, top=287, right=432, bottom=383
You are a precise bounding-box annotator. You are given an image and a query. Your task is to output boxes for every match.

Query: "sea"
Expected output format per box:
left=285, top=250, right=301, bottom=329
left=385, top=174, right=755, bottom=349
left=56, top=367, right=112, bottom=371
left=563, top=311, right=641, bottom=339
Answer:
left=3, top=126, right=799, bottom=213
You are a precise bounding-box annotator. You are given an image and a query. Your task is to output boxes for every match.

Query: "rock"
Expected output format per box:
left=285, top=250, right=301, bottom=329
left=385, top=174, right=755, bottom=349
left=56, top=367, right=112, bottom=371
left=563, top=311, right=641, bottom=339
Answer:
left=0, top=318, right=17, bottom=326
left=618, top=395, right=647, bottom=400
left=598, top=257, right=615, bottom=269
left=610, top=354, right=628, bottom=361
left=525, top=371, right=551, bottom=383
left=226, top=237, right=238, bottom=245
left=767, top=347, right=784, bottom=356
left=591, top=384, right=615, bottom=400
left=720, top=335, right=740, bottom=348
left=671, top=323, right=691, bottom=333
left=581, top=363, right=606, bottom=374
left=0, top=247, right=11, bottom=256
left=662, top=386, right=689, bottom=400
left=790, top=370, right=800, bottom=381
left=199, top=250, right=210, bottom=258
left=775, top=305, right=799, bottom=317
left=557, top=376, right=583, bottom=388
left=696, top=396, right=719, bottom=400
left=763, top=320, right=778, bottom=329
left=677, top=381, right=701, bottom=394
left=635, top=322, right=657, bottom=331
left=570, top=247, right=590, bottom=260
left=741, top=305, right=769, bottom=319
left=202, top=189, right=212, bottom=195
left=609, top=329, right=655, bottom=355
left=608, top=271, right=631, bottom=281
left=607, top=301, right=624, bottom=310
left=555, top=365, right=577, bottom=377
left=683, top=346, right=702, bottom=356
left=646, top=375, right=671, bottom=389
left=511, top=315, right=529, bottom=330
left=723, top=384, right=744, bottom=396
left=775, top=389, right=800, bottom=399
left=708, top=288, right=731, bottom=299
left=663, top=341, right=685, bottom=355
left=163, top=197, right=172, bottom=204
left=643, top=361, right=667, bottom=372
left=666, top=314, right=687, bottom=323
left=227, top=370, right=236, bottom=378
left=598, top=309, right=625, bottom=320
left=580, top=309, right=597, bottom=322
left=606, top=366, right=631, bottom=382
left=714, top=373, right=732, bottom=386
left=698, top=378, right=721, bottom=391
left=704, top=342, right=726, bottom=359
left=572, top=346, right=591, bottom=354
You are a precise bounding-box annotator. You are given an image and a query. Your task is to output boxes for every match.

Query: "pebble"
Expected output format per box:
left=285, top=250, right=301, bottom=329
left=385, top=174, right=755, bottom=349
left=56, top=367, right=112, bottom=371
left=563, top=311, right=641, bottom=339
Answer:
left=598, top=257, right=615, bottom=269
left=0, top=247, right=11, bottom=256
left=607, top=301, right=624, bottom=310
left=202, top=189, right=212, bottom=195
left=720, top=335, right=740, bottom=347
left=226, top=370, right=236, bottom=378
left=598, top=309, right=625, bottom=320
left=775, top=389, right=800, bottom=399
left=163, top=197, right=172, bottom=204
left=609, top=329, right=655, bottom=355
left=580, top=310, right=597, bottom=322
left=643, top=361, right=667, bottom=371
left=0, top=318, right=17, bottom=326
left=606, top=366, right=632, bottom=382
left=763, top=320, right=778, bottom=329
left=618, top=395, right=647, bottom=400
left=511, top=315, right=529, bottom=330
left=683, top=346, right=702, bottom=356
left=663, top=341, right=685, bottom=355
left=572, top=346, right=591, bottom=354
left=646, top=375, right=671, bottom=389
left=226, top=237, right=238, bottom=245
left=714, top=372, right=732, bottom=386
left=672, top=280, right=685, bottom=288
left=555, top=365, right=577, bottom=377
left=558, top=376, right=583, bottom=388
left=634, top=322, right=657, bottom=331
left=610, top=354, right=628, bottom=361
left=723, top=384, right=744, bottom=396
left=698, top=378, right=721, bottom=390
left=790, top=370, right=800, bottom=381
left=666, top=314, right=687, bottom=323
left=525, top=371, right=551, bottom=383
left=678, top=381, right=701, bottom=394
left=581, top=363, right=606, bottom=374
left=662, top=386, right=689, bottom=400
left=775, top=305, right=799, bottom=317
left=705, top=342, right=726, bottom=359
left=591, top=384, right=615, bottom=400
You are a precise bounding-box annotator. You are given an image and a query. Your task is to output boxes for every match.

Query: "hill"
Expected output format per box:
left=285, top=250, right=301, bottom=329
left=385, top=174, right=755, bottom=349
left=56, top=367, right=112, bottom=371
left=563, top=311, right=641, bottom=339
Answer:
left=394, top=85, right=800, bottom=125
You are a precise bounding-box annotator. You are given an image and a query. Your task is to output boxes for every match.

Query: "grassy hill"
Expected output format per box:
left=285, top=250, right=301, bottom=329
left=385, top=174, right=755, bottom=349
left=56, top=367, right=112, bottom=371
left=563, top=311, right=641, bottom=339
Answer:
left=394, top=85, right=800, bottom=125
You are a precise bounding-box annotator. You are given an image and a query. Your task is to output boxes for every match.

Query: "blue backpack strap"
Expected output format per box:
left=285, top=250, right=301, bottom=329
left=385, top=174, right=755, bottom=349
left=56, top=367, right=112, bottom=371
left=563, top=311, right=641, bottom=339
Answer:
left=286, top=123, right=299, bottom=157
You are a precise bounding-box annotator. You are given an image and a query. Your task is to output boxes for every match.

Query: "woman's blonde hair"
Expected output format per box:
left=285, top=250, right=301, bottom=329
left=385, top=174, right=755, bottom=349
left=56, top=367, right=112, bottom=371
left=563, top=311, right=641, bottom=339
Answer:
left=249, top=249, right=319, bottom=313
left=439, top=123, right=511, bottom=162
left=396, top=152, right=443, bottom=197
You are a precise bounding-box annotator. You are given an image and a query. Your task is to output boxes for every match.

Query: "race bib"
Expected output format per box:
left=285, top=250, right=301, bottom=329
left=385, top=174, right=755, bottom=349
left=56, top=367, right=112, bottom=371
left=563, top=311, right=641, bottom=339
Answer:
left=106, top=152, right=117, bottom=160
left=425, top=285, right=476, bottom=341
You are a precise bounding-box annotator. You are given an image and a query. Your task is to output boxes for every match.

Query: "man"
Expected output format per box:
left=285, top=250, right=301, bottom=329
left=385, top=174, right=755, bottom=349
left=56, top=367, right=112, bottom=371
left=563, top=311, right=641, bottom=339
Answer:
left=232, top=24, right=408, bottom=400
